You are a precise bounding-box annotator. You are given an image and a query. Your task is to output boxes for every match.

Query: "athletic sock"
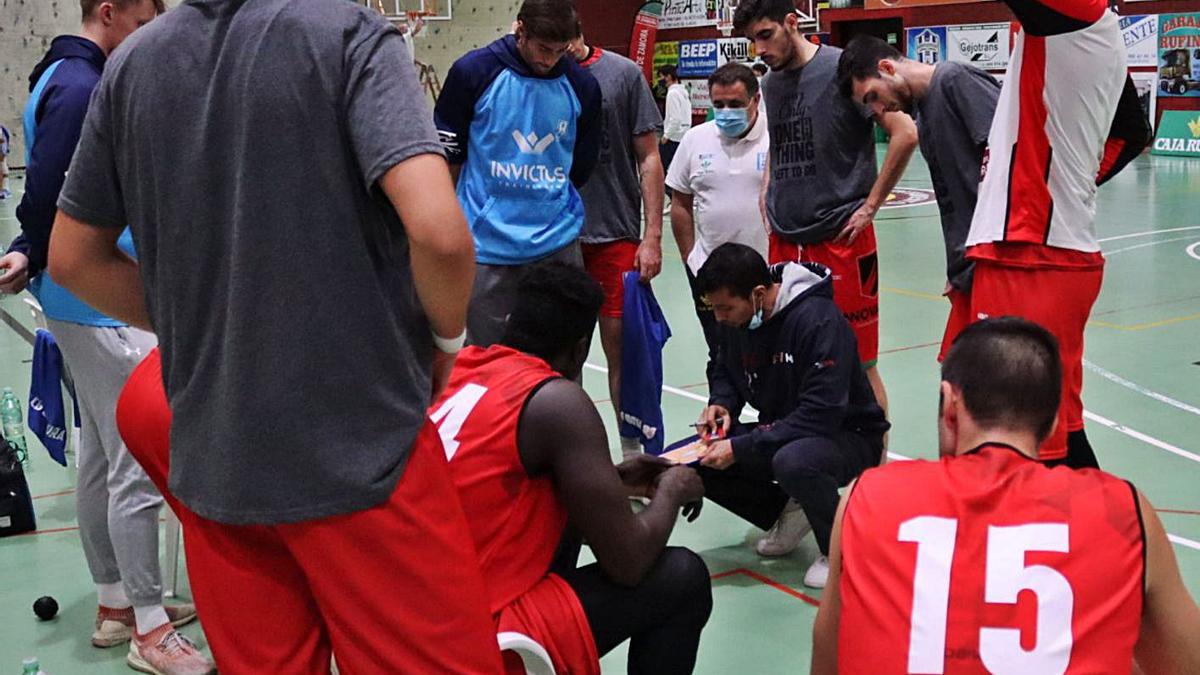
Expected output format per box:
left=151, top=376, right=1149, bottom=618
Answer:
left=620, top=435, right=642, bottom=460
left=134, top=605, right=171, bottom=635
left=97, top=582, right=132, bottom=609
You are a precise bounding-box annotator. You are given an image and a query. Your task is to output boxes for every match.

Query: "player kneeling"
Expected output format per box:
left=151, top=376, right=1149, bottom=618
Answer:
left=431, top=262, right=712, bottom=675
left=813, top=318, right=1200, bottom=674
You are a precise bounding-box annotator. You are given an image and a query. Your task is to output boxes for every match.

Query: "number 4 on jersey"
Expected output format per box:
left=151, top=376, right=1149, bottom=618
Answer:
left=430, top=383, right=488, bottom=461
left=900, top=516, right=1075, bottom=675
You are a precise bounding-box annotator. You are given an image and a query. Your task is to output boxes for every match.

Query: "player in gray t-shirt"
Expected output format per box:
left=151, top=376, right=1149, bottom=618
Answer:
left=49, top=1, right=502, bottom=670
left=571, top=36, right=665, bottom=459
left=837, top=36, right=1000, bottom=362
left=734, top=0, right=917, bottom=442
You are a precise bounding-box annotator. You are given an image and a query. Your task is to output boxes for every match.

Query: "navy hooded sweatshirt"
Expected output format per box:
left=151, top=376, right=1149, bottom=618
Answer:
left=707, top=262, right=891, bottom=462
left=12, top=36, right=108, bottom=276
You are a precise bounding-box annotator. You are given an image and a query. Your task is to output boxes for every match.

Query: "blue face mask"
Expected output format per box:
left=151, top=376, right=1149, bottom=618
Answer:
left=747, top=293, right=764, bottom=330
left=714, top=107, right=750, bottom=138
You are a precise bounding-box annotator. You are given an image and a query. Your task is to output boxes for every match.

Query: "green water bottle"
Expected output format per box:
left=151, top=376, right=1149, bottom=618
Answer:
left=2, top=387, right=30, bottom=472
left=22, top=657, right=49, bottom=675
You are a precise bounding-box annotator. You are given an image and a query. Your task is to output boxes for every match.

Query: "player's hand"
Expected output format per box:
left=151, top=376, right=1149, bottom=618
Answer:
left=698, top=439, right=736, bottom=470
left=635, top=238, right=662, bottom=283
left=0, top=251, right=29, bottom=295
left=836, top=203, right=877, bottom=245
left=698, top=405, right=730, bottom=441
left=654, top=466, right=705, bottom=521
left=616, top=453, right=672, bottom=496
left=431, top=348, right=457, bottom=400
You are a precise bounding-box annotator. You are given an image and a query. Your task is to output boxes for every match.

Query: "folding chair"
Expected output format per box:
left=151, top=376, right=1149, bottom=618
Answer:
left=497, top=631, right=555, bottom=675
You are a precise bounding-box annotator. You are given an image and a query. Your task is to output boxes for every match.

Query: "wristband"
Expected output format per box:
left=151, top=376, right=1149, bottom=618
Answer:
left=432, top=329, right=466, bottom=354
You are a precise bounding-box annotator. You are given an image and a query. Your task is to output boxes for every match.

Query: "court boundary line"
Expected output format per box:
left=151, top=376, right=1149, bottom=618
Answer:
left=1096, top=226, right=1200, bottom=243
left=1083, top=360, right=1200, bottom=417
left=710, top=567, right=821, bottom=607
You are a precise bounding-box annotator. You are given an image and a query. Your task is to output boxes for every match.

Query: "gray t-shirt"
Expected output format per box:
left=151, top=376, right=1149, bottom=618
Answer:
left=764, top=45, right=877, bottom=244
left=915, top=61, right=999, bottom=292
left=578, top=49, right=663, bottom=244
left=58, top=0, right=445, bottom=525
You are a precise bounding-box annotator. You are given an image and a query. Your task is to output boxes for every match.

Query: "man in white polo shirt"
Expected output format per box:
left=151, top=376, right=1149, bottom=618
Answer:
left=667, top=62, right=769, bottom=357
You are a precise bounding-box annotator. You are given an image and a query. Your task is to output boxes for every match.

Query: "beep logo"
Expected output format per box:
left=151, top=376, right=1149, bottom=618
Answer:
left=678, top=40, right=719, bottom=77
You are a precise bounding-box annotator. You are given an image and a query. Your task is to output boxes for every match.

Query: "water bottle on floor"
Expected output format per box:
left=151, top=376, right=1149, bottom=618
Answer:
left=21, top=657, right=50, bottom=675
left=1, top=388, right=30, bottom=472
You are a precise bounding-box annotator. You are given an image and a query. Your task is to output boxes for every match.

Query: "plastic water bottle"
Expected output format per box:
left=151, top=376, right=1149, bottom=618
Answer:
left=22, top=657, right=50, bottom=675
left=1, top=388, right=30, bottom=472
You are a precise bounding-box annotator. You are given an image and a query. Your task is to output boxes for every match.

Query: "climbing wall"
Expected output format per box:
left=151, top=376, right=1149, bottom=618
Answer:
left=0, top=0, right=80, bottom=164
left=411, top=0, right=523, bottom=96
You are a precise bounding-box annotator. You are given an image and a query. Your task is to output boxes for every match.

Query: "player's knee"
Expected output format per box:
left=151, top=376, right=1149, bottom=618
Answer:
left=657, top=547, right=713, bottom=621
left=771, top=439, right=828, bottom=482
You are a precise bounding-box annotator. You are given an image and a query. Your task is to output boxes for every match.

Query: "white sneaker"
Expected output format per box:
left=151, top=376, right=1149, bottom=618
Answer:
left=663, top=200, right=672, bottom=216
left=755, top=500, right=811, bottom=557
left=804, top=555, right=830, bottom=589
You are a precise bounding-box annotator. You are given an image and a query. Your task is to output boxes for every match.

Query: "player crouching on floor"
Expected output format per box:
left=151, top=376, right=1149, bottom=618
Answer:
left=690, top=243, right=889, bottom=589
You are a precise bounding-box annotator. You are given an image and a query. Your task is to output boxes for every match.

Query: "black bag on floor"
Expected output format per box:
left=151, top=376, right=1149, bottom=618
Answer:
left=0, top=439, right=36, bottom=537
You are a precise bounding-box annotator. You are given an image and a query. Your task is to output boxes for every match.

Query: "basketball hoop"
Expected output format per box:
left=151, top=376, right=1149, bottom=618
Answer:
left=717, top=0, right=738, bottom=38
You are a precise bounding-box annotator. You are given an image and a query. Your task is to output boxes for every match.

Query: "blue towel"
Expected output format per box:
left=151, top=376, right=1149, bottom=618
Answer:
left=28, top=329, right=77, bottom=466
left=618, top=271, right=671, bottom=455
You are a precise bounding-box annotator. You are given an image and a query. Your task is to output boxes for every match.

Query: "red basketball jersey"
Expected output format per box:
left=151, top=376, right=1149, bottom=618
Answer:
left=430, top=346, right=600, bottom=675
left=838, top=444, right=1144, bottom=675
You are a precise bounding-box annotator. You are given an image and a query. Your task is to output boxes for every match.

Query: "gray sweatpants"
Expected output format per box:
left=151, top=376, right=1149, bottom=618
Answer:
left=467, top=242, right=584, bottom=347
left=47, top=319, right=164, bottom=608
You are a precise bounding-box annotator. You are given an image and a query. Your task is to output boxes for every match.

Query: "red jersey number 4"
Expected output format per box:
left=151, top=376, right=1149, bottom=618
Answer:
left=899, top=516, right=1073, bottom=675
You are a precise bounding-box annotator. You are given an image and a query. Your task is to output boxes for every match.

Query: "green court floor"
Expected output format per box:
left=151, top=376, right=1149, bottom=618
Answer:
left=0, top=148, right=1197, bottom=673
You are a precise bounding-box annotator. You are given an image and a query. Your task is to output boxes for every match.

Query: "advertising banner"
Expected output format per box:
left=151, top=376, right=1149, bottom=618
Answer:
left=629, top=2, right=663, bottom=83
left=1158, top=13, right=1200, bottom=97
left=865, top=0, right=989, bottom=9
left=946, top=23, right=1010, bottom=70
left=1121, top=15, right=1158, bottom=68
left=653, top=41, right=679, bottom=74
left=906, top=26, right=948, bottom=65
left=1151, top=110, right=1200, bottom=156
left=678, top=39, right=720, bottom=77
left=717, top=38, right=756, bottom=66
left=660, top=0, right=717, bottom=30
left=684, top=79, right=711, bottom=115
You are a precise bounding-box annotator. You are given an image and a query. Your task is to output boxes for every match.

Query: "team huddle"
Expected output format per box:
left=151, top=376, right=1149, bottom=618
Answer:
left=12, top=0, right=1199, bottom=672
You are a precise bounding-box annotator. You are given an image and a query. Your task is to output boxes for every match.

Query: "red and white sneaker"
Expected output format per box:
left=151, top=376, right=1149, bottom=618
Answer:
left=127, top=624, right=215, bottom=675
left=93, top=604, right=199, bottom=648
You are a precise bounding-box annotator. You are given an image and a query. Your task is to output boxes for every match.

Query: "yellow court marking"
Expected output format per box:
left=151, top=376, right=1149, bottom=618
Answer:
left=881, top=286, right=1200, bottom=331
left=1087, top=312, right=1200, bottom=332
left=880, top=286, right=944, bottom=302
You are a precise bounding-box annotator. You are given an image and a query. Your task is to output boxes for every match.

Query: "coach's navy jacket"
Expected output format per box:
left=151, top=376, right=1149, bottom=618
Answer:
left=10, top=36, right=107, bottom=276
left=708, top=262, right=890, bottom=462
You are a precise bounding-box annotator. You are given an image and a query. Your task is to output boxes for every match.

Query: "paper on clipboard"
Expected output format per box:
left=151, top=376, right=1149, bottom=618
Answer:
left=660, top=440, right=706, bottom=465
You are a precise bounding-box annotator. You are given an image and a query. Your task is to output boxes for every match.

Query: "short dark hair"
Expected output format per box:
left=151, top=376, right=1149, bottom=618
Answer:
left=733, top=0, right=795, bottom=35
left=82, top=0, right=165, bottom=19
left=517, top=0, right=581, bottom=43
left=941, top=318, right=1063, bottom=442
left=502, top=262, right=603, bottom=363
left=657, top=64, right=678, bottom=81
left=708, top=62, right=759, bottom=98
left=696, top=243, right=772, bottom=299
left=751, top=62, right=769, bottom=76
left=836, top=34, right=903, bottom=99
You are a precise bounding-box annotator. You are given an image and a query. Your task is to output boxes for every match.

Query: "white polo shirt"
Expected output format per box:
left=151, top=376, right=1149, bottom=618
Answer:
left=666, top=113, right=770, bottom=275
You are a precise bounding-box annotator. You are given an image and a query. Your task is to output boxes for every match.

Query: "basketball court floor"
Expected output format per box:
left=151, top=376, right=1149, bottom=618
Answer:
left=0, top=148, right=1196, bottom=672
